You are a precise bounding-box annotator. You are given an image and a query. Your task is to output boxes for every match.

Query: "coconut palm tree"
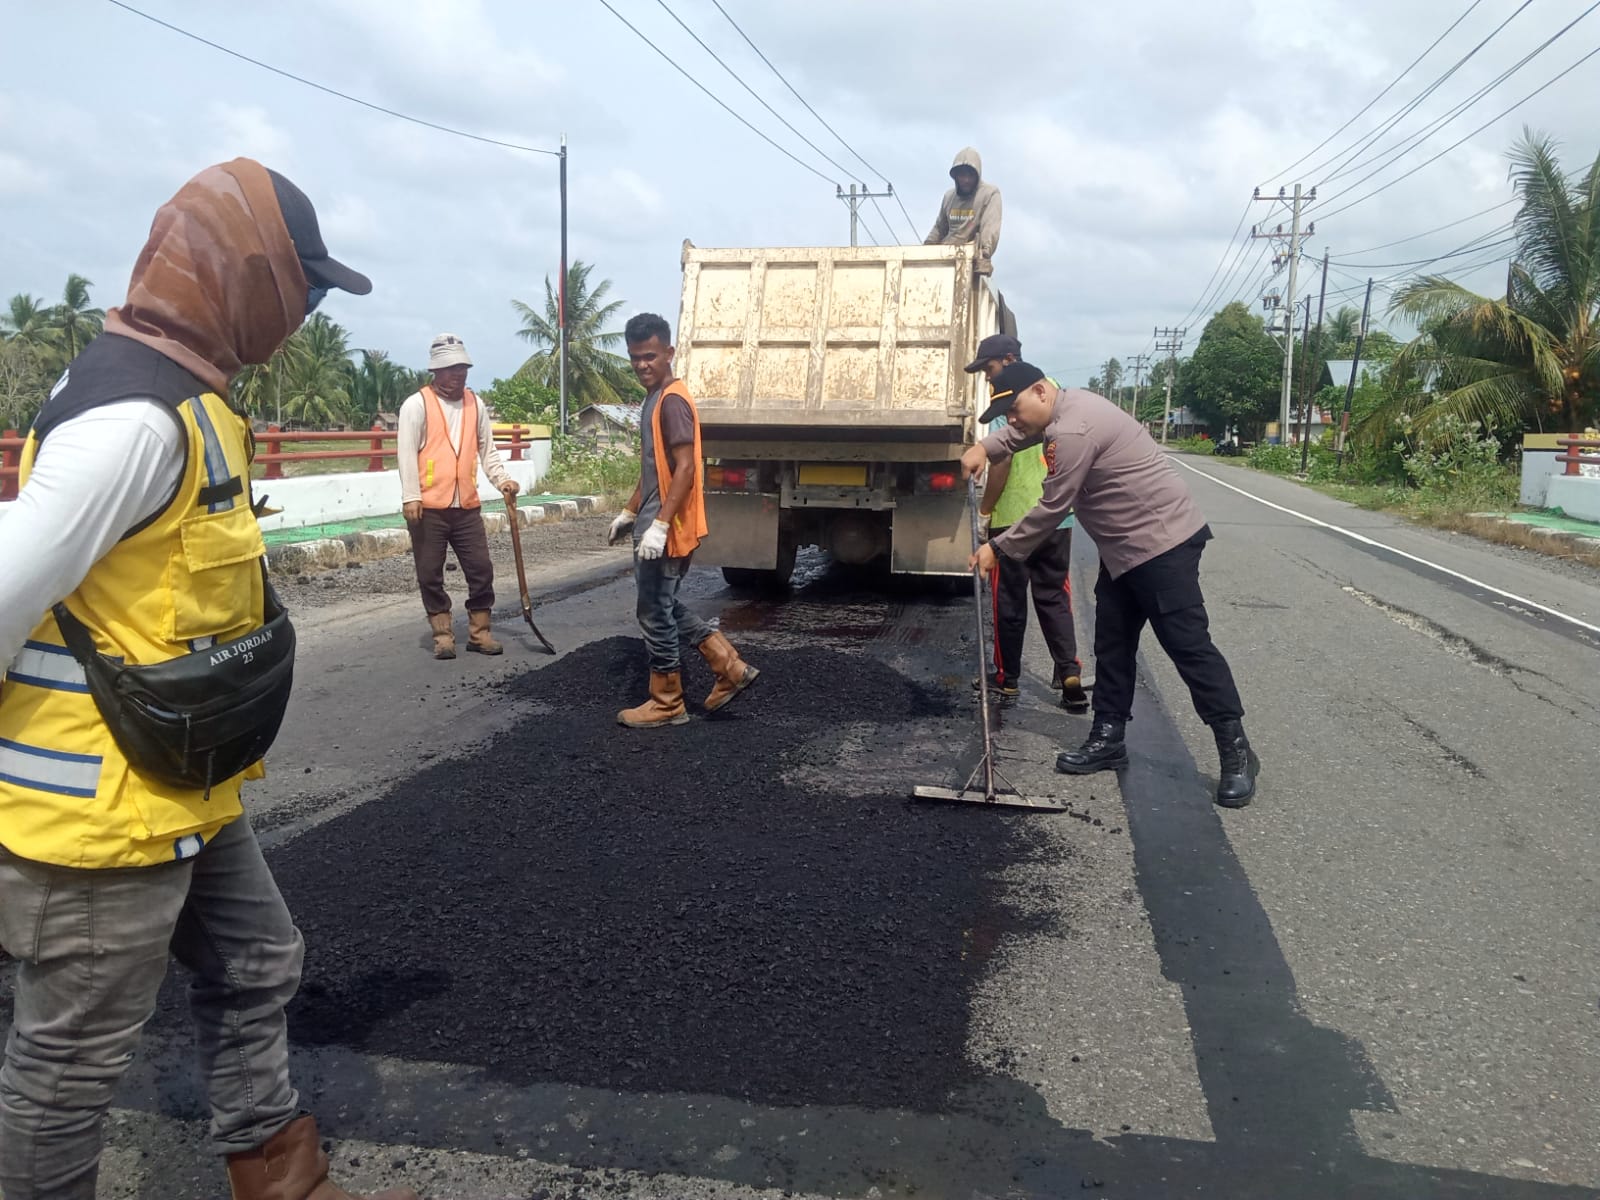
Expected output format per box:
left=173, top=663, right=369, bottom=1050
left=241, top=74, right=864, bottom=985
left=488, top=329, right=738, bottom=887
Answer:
left=53, top=274, right=104, bottom=359
left=2, top=294, right=59, bottom=352
left=1326, top=306, right=1361, bottom=349
left=1386, top=130, right=1599, bottom=436
left=512, top=261, right=637, bottom=409
left=278, top=314, right=353, bottom=428
left=344, top=348, right=427, bottom=422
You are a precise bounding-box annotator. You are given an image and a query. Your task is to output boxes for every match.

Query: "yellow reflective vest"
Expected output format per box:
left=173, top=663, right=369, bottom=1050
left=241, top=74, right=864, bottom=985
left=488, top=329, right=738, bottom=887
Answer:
left=0, top=391, right=267, bottom=868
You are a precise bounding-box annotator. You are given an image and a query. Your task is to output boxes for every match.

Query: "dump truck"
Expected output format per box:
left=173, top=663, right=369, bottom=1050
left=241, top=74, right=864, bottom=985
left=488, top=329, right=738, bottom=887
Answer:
left=673, top=240, right=1004, bottom=588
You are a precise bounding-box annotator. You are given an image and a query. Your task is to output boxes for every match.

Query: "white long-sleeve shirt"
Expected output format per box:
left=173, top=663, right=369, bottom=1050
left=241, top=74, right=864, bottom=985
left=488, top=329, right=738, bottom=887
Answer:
left=0, top=399, right=185, bottom=673
left=395, top=388, right=511, bottom=506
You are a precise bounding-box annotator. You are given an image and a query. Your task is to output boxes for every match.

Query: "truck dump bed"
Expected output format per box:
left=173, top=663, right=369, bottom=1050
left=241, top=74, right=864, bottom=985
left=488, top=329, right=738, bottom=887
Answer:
left=676, top=243, right=997, bottom=435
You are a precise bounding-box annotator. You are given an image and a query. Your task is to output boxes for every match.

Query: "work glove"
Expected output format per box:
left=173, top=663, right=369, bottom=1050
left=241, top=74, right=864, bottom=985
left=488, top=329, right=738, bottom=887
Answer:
left=608, top=509, right=637, bottom=545
left=976, top=510, right=992, bottom=538
left=636, top=519, right=670, bottom=560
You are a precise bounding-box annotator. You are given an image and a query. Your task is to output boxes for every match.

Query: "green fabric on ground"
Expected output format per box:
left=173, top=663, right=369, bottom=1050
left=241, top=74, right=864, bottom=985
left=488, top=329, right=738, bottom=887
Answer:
left=1498, top=509, right=1600, bottom=536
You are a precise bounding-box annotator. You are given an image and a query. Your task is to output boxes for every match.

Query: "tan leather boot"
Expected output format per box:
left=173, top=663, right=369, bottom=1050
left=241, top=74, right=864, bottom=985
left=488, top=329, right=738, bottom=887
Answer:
left=465, top=610, right=503, bottom=655
left=698, top=631, right=760, bottom=712
left=226, top=1114, right=419, bottom=1200
left=617, top=671, right=690, bottom=728
left=427, top=612, right=455, bottom=660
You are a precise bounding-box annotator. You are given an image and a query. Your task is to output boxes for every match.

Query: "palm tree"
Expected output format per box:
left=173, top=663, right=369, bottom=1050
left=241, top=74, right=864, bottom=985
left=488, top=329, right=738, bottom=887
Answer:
left=512, top=261, right=637, bottom=408
left=1100, top=357, right=1123, bottom=402
left=278, top=314, right=353, bottom=428
left=1386, top=130, right=1599, bottom=437
left=53, top=274, right=104, bottom=359
left=2, top=294, right=59, bottom=352
left=1326, top=306, right=1361, bottom=349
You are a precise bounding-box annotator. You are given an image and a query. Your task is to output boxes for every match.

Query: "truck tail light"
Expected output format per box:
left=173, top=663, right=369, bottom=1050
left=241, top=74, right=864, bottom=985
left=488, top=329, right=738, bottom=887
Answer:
left=929, top=471, right=957, bottom=491
left=723, top=468, right=748, bottom=488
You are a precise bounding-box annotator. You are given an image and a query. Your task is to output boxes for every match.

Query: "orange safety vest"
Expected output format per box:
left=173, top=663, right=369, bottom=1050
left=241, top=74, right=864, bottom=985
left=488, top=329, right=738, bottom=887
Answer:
left=419, top=385, right=481, bottom=510
left=653, top=380, right=708, bottom=557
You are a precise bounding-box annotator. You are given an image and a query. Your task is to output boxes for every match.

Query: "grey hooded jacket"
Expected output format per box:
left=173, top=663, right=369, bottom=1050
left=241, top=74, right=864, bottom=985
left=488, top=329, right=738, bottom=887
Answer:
left=924, top=147, right=1002, bottom=271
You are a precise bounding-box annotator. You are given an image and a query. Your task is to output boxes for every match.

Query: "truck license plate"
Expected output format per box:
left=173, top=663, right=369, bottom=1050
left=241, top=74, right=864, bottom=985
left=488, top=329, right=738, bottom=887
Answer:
left=798, top=464, right=867, bottom=487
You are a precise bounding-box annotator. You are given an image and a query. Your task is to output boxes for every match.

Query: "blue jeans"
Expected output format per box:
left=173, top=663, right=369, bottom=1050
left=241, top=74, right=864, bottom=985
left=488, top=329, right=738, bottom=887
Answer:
left=634, top=553, right=715, bottom=673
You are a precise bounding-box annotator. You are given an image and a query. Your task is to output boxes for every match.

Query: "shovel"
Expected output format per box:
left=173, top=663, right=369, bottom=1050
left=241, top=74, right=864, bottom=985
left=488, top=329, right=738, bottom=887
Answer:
left=503, top=494, right=556, bottom=654
left=912, top=477, right=1063, bottom=812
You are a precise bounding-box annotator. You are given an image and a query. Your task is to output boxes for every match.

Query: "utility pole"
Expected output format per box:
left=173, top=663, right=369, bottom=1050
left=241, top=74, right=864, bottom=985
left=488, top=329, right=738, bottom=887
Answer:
left=1293, top=295, right=1314, bottom=452
left=1336, top=279, right=1374, bottom=466
left=1153, top=327, right=1186, bottom=444
left=1128, top=353, right=1151, bottom=418
left=558, top=133, right=569, bottom=436
left=837, top=183, right=897, bottom=246
left=1300, top=249, right=1329, bottom=476
left=1252, top=184, right=1315, bottom=442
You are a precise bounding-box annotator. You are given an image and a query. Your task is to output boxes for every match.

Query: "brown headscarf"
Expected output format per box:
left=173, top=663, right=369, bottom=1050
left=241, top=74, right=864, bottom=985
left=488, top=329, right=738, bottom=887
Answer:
left=103, top=158, right=308, bottom=395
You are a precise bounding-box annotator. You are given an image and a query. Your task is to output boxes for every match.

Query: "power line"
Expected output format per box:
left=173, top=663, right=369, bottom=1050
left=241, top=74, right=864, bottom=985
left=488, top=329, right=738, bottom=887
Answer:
left=594, top=0, right=836, bottom=184
left=1259, top=0, right=1486, bottom=187
left=1305, top=1, right=1532, bottom=186
left=1319, top=1, right=1600, bottom=193
left=1176, top=198, right=1254, bottom=327
left=1335, top=198, right=1517, bottom=255
left=868, top=195, right=904, bottom=245
left=1316, top=41, right=1600, bottom=222
left=651, top=0, right=857, bottom=182
left=104, top=0, right=562, bottom=155
left=709, top=0, right=919, bottom=240
left=1331, top=227, right=1514, bottom=270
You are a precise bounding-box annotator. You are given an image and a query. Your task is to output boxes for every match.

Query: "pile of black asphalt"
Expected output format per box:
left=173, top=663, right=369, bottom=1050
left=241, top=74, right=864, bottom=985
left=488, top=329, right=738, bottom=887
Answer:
left=155, top=636, right=1057, bottom=1113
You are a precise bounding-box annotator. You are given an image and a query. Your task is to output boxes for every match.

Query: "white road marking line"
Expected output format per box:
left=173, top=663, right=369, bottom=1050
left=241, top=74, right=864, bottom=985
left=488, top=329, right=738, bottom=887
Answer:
left=1171, top=458, right=1600, bottom=638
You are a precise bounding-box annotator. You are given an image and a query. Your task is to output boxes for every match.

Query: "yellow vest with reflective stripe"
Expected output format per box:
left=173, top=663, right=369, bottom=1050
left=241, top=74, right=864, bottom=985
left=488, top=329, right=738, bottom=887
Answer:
left=0, top=392, right=266, bottom=869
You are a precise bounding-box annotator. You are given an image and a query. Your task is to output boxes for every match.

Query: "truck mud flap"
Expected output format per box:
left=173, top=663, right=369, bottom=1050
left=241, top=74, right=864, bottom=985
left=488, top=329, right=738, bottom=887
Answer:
left=891, top=493, right=970, bottom=575
left=696, top=493, right=783, bottom=568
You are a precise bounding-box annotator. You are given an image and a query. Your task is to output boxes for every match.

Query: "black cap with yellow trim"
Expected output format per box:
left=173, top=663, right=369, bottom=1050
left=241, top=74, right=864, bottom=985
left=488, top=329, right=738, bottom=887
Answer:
left=979, top=360, right=1046, bottom=423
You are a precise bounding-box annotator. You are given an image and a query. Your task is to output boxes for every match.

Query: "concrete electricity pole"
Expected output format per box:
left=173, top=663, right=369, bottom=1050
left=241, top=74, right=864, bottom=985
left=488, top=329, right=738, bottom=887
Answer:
left=1153, top=327, right=1186, bottom=444
left=1128, top=353, right=1152, bottom=418
left=1251, top=184, right=1315, bottom=441
left=836, top=183, right=896, bottom=246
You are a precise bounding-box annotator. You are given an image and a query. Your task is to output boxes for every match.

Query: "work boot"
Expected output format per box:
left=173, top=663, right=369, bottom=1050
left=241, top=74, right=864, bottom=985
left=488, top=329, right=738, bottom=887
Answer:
left=618, top=671, right=690, bottom=728
left=1212, top=717, right=1261, bottom=808
left=970, top=672, right=1020, bottom=700
left=465, top=610, right=503, bottom=655
left=427, top=612, right=455, bottom=660
left=1059, top=673, right=1090, bottom=713
left=1055, top=718, right=1129, bottom=775
left=226, top=1114, right=420, bottom=1200
left=698, top=631, right=760, bottom=712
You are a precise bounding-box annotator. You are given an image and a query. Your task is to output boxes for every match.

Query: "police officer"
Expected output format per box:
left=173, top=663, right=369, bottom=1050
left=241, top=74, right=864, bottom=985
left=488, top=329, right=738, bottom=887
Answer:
left=961, top=361, right=1260, bottom=807
left=0, top=161, right=418, bottom=1199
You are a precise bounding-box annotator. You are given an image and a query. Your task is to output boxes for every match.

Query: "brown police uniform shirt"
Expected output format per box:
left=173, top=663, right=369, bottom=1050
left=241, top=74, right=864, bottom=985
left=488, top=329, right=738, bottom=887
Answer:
left=981, top=387, right=1207, bottom=579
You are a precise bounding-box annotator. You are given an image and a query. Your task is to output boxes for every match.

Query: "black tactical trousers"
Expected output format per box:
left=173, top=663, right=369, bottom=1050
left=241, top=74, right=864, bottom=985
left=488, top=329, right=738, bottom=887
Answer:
left=1091, top=526, right=1244, bottom=726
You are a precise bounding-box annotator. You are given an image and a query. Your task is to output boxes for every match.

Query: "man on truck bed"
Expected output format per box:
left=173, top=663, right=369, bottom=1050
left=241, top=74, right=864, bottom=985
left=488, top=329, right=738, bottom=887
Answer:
left=966, top=334, right=1087, bottom=710
left=608, top=313, right=760, bottom=728
left=962, top=362, right=1261, bottom=809
left=925, top=147, right=1002, bottom=277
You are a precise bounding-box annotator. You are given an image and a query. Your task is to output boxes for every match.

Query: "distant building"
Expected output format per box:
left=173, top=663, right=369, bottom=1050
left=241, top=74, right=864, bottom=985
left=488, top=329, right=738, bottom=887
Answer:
left=574, top=403, right=642, bottom=449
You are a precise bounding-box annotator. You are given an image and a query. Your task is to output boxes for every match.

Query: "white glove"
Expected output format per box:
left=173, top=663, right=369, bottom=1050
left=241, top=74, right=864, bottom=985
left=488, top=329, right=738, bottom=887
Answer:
left=976, top=510, right=993, bottom=538
left=608, top=509, right=637, bottom=545
left=636, top=519, right=669, bottom=560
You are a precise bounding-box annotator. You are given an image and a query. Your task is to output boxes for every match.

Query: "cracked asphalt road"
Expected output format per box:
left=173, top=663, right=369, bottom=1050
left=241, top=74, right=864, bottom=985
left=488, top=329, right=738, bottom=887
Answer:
left=3, top=478, right=1598, bottom=1200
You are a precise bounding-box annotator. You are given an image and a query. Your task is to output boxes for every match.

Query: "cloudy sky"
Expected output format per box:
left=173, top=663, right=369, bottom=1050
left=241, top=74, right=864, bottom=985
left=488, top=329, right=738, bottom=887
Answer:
left=4, top=0, right=1597, bottom=388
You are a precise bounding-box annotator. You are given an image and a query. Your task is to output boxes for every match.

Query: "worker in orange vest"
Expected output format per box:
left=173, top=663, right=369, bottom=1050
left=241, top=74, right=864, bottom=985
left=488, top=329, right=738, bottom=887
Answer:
left=397, top=334, right=519, bottom=658
left=608, top=313, right=759, bottom=726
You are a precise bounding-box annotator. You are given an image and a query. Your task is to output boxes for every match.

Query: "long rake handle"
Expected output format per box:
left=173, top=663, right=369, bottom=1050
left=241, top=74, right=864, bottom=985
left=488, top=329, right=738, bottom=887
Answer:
left=967, top=476, right=997, bottom=801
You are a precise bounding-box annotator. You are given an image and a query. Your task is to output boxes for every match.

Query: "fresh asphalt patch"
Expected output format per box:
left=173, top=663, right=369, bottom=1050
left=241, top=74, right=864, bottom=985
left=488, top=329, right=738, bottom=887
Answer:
left=154, top=636, right=1059, bottom=1114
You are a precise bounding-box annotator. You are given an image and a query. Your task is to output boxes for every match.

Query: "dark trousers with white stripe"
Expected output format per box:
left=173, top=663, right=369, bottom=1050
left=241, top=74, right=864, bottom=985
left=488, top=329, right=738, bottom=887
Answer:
left=988, top=523, right=1081, bottom=689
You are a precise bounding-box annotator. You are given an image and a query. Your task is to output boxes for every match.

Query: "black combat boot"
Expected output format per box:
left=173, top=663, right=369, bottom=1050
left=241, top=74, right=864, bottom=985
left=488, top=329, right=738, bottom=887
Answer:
left=1212, top=717, right=1260, bottom=808
left=1055, top=718, right=1129, bottom=774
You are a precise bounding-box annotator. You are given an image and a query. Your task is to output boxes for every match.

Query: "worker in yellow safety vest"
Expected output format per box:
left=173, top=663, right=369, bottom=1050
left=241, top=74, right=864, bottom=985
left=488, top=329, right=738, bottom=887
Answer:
left=0, top=159, right=420, bottom=1200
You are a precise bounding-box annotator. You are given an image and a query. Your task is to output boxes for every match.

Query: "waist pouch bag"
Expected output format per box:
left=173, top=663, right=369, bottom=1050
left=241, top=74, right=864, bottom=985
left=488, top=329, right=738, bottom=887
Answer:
left=51, top=568, right=296, bottom=793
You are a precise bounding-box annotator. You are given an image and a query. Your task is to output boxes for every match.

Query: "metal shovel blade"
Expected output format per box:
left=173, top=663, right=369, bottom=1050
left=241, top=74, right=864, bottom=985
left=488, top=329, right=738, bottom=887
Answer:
left=911, top=784, right=1066, bottom=812
left=504, top=495, right=556, bottom=654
